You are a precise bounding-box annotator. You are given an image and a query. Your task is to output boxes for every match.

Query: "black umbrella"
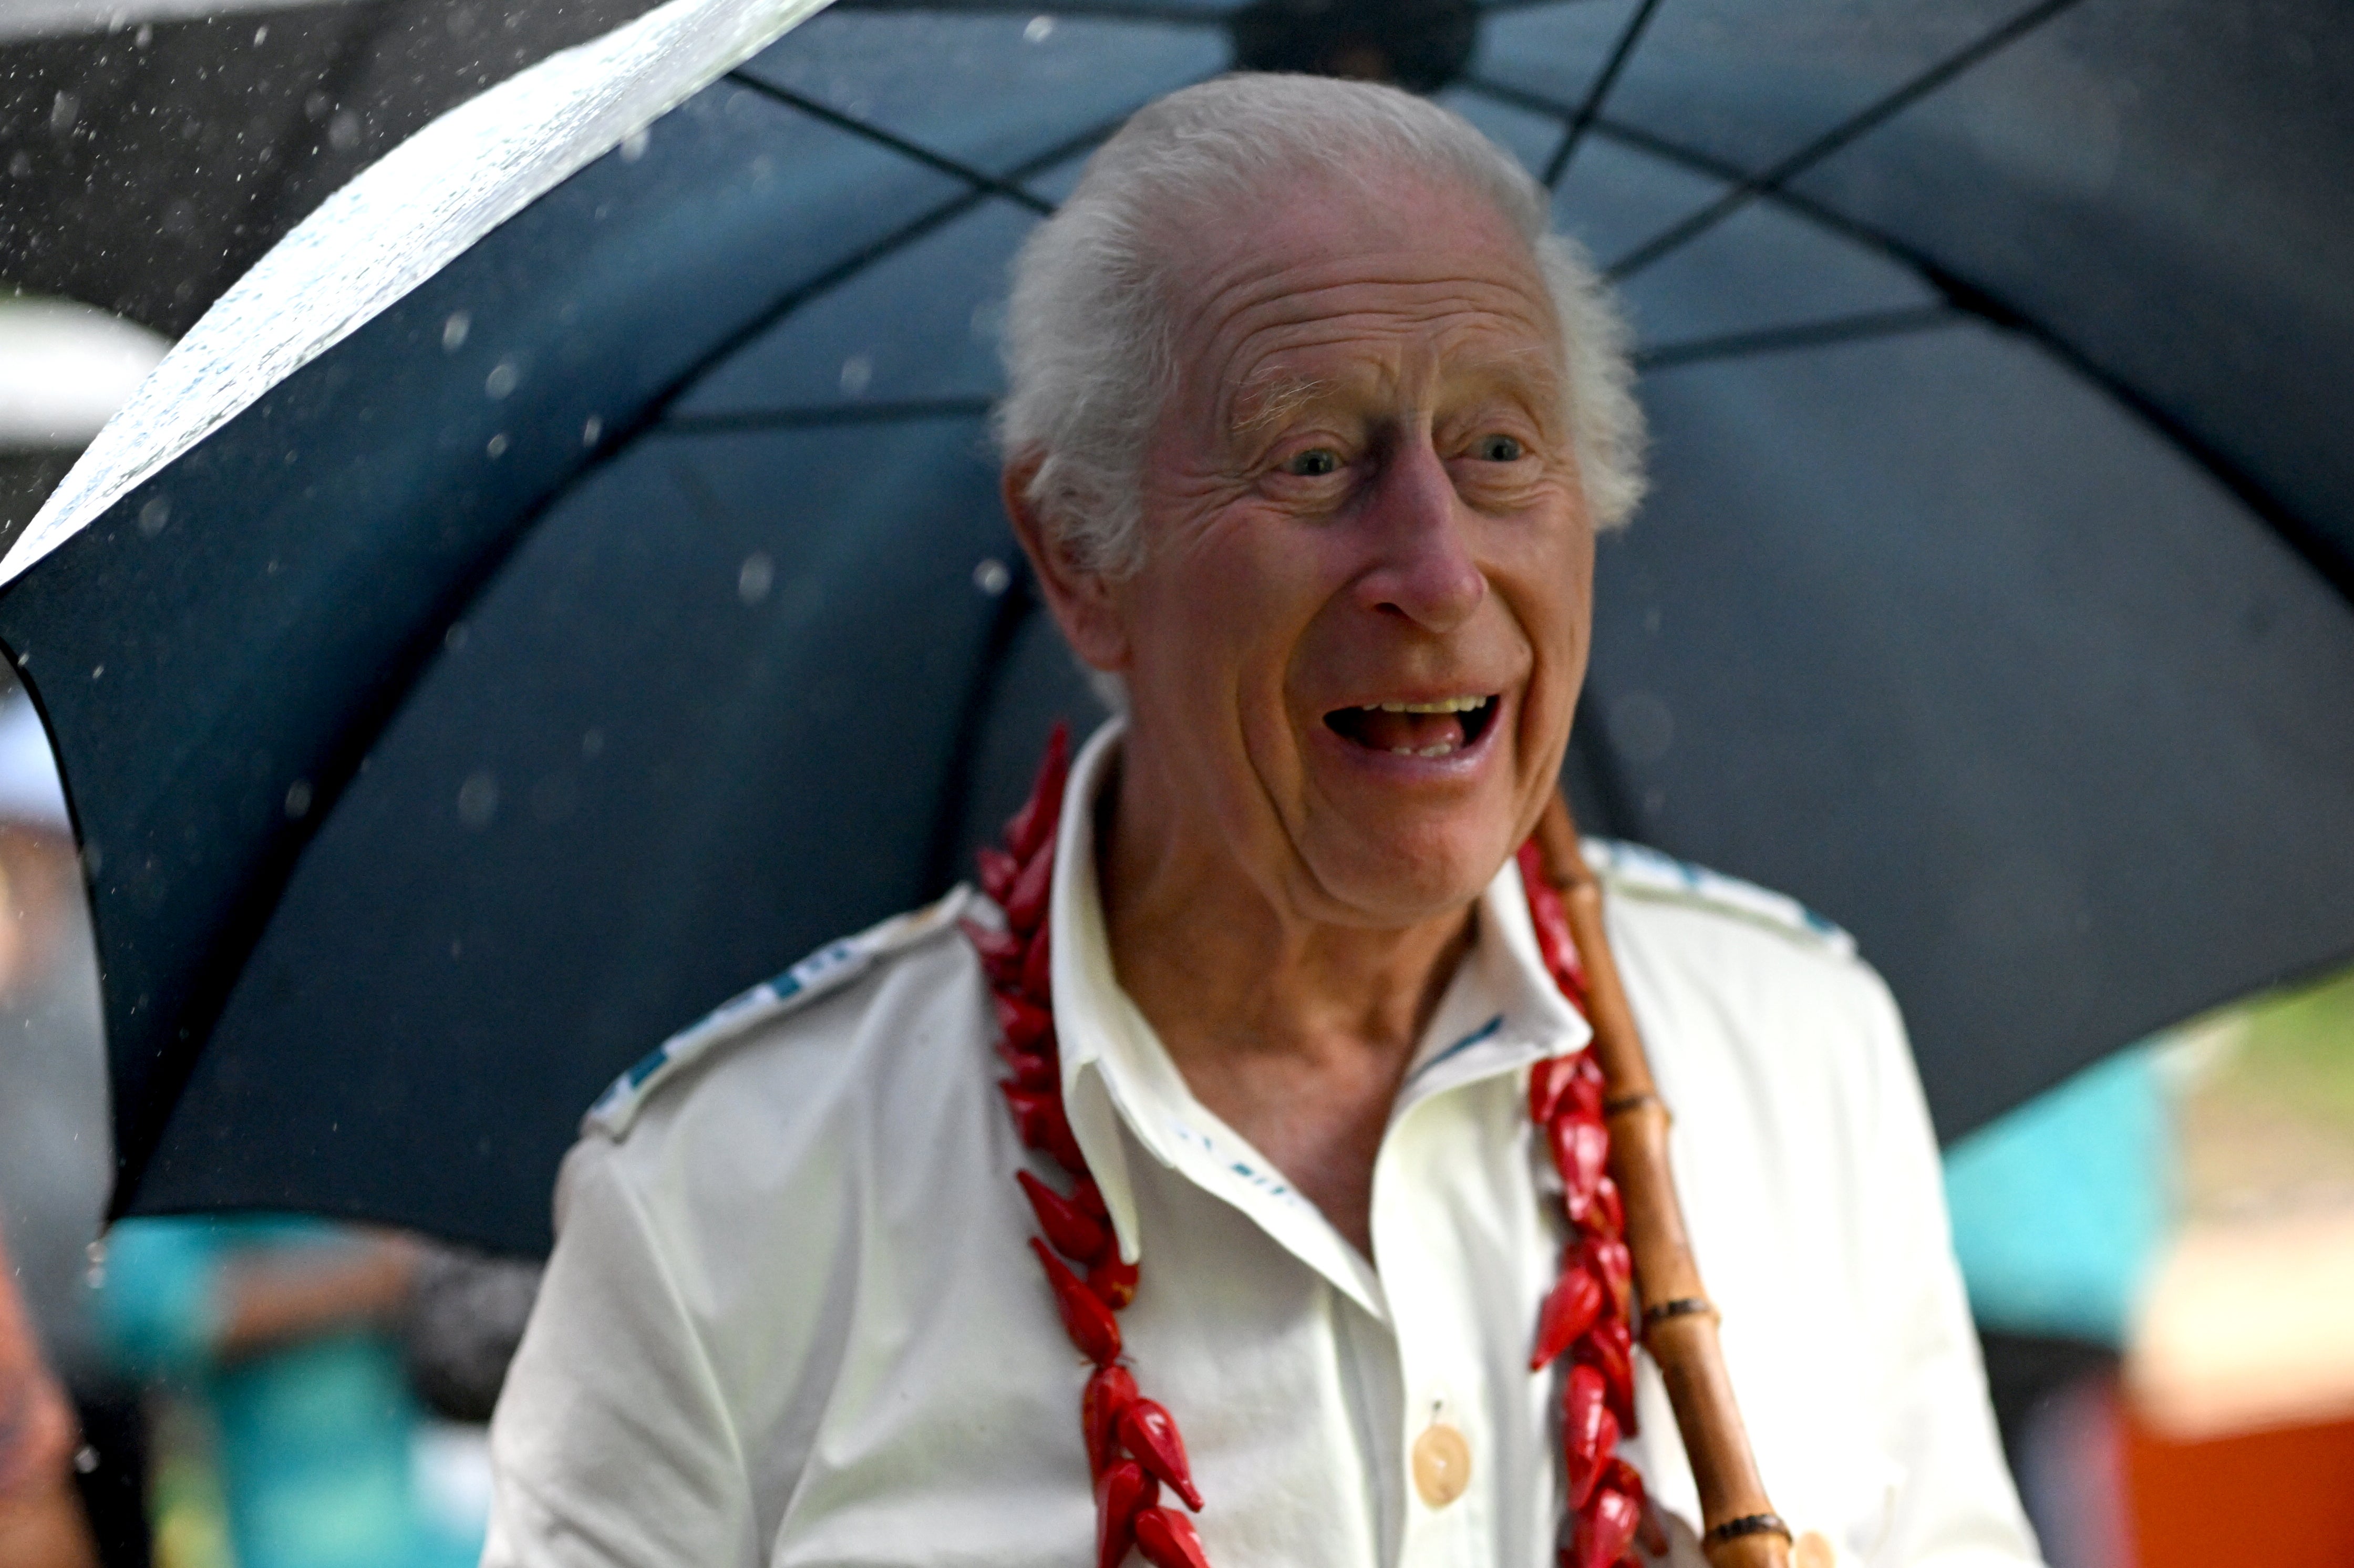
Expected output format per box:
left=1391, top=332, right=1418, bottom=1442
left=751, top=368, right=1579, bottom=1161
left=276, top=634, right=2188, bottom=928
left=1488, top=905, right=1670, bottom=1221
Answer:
left=8, top=0, right=2350, bottom=1254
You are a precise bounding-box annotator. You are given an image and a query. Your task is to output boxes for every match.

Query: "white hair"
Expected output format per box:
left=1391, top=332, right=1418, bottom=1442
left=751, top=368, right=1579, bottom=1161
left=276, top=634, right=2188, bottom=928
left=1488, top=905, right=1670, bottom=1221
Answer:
left=996, top=71, right=1646, bottom=577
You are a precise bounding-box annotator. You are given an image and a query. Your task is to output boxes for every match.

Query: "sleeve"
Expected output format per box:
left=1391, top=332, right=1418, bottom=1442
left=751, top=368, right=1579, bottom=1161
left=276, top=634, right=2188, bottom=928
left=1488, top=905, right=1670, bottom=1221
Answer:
left=1852, top=972, right=2046, bottom=1568
left=481, top=1137, right=761, bottom=1568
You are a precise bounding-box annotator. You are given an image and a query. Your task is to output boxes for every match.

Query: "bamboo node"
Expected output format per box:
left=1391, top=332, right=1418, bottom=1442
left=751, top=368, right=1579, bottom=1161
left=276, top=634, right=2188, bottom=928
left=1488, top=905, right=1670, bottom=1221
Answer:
left=1603, top=1090, right=1670, bottom=1125
left=1702, top=1513, right=1792, bottom=1549
left=1639, top=1296, right=1716, bottom=1334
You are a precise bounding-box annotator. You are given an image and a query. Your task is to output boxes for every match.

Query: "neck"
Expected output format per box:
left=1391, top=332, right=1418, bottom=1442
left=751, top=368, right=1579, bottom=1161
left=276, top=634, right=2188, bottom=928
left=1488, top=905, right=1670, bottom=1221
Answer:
left=1095, top=735, right=1477, bottom=1251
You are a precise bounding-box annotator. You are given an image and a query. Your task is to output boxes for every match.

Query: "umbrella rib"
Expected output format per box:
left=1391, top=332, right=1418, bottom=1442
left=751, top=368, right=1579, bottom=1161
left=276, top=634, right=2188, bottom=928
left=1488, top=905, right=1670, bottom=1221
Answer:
left=725, top=72, right=1057, bottom=215
left=1633, top=305, right=1958, bottom=372
left=1463, top=90, right=2351, bottom=603
left=1589, top=0, right=2089, bottom=283
left=663, top=398, right=998, bottom=435
left=1541, top=0, right=1667, bottom=189
left=639, top=112, right=1127, bottom=441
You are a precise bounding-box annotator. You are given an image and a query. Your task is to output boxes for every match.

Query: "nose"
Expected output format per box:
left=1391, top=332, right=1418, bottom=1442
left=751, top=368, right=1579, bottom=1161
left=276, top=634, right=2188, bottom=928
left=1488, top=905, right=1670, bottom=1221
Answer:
left=1354, top=428, right=1486, bottom=635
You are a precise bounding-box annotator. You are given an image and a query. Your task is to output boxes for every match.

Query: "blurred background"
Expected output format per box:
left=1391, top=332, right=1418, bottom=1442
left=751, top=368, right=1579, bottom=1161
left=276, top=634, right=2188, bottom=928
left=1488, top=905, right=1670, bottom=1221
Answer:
left=3, top=2, right=2349, bottom=1565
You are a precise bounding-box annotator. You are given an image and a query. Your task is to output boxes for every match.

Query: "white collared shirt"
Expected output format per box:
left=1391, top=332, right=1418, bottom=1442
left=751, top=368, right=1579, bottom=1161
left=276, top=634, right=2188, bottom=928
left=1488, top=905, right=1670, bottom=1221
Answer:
left=484, top=721, right=2038, bottom=1568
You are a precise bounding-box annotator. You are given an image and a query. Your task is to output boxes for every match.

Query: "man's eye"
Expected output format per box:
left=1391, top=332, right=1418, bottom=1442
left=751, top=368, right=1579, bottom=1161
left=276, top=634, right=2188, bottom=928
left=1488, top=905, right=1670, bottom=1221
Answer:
left=1476, top=434, right=1525, bottom=462
left=1284, top=448, right=1340, bottom=478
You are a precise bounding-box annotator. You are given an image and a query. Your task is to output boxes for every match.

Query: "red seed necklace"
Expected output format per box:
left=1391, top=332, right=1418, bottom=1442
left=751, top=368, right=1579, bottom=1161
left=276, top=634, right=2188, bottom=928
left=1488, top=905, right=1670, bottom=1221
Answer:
left=963, top=726, right=1649, bottom=1568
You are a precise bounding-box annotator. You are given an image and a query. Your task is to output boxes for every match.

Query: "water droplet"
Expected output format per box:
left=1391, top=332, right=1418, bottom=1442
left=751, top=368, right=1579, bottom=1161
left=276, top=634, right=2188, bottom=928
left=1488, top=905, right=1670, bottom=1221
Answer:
left=484, top=358, right=519, bottom=398
left=457, top=771, right=499, bottom=829
left=49, top=91, right=79, bottom=136
left=328, top=109, right=363, bottom=152
left=620, top=126, right=650, bottom=162
left=284, top=779, right=313, bottom=819
left=581, top=728, right=605, bottom=759
left=1025, top=15, right=1056, bottom=43
left=442, top=311, right=470, bottom=352
left=738, top=552, right=775, bottom=604
left=486, top=432, right=509, bottom=459
left=89, top=663, right=102, bottom=681
left=973, top=558, right=1011, bottom=596
left=253, top=23, right=267, bottom=43
left=444, top=623, right=469, bottom=652
left=137, top=496, right=170, bottom=537
left=839, top=354, right=872, bottom=396
left=135, top=22, right=151, bottom=46
left=74, top=1446, right=98, bottom=1475
left=582, top=414, right=603, bottom=447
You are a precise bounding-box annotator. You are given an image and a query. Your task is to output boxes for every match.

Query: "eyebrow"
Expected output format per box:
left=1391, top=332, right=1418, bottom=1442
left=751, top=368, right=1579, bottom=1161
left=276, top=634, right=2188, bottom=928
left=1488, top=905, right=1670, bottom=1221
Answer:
left=1230, top=369, right=1335, bottom=434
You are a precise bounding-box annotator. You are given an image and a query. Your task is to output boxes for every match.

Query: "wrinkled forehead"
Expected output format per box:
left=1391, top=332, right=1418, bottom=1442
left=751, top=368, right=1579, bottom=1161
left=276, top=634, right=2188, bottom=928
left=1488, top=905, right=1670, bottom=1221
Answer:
left=1150, top=164, right=1564, bottom=429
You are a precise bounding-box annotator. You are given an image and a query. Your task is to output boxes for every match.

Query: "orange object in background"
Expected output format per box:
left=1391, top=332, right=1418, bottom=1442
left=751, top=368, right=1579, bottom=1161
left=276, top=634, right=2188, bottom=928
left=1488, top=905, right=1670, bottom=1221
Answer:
left=2122, top=1409, right=2354, bottom=1568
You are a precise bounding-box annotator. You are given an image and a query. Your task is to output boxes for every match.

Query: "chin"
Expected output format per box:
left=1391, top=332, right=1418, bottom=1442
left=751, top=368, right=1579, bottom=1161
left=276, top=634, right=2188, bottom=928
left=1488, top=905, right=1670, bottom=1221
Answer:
left=1307, top=817, right=1515, bottom=927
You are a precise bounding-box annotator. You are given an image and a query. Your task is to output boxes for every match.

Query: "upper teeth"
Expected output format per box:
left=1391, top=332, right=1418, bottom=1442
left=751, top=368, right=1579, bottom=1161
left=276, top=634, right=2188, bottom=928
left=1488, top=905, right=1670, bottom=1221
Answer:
left=1361, top=696, right=1488, bottom=714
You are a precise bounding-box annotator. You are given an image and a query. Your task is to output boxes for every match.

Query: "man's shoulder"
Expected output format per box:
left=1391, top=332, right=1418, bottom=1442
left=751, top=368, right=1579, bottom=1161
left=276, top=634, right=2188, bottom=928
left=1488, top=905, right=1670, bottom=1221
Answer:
left=1585, top=838, right=1895, bottom=1027
left=581, top=886, right=984, bottom=1142
left=1585, top=838, right=1856, bottom=963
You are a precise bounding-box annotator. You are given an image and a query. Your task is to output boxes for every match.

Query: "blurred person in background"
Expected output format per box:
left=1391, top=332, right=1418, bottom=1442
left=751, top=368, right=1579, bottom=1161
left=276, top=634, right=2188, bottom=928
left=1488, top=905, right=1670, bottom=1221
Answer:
left=0, top=1220, right=99, bottom=1568
left=90, top=1218, right=490, bottom=1568
left=0, top=688, right=148, bottom=1563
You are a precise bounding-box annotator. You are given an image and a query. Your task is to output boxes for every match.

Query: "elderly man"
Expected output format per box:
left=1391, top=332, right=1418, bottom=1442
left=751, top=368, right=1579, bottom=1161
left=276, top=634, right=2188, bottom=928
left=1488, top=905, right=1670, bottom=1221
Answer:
left=484, top=75, right=2036, bottom=1568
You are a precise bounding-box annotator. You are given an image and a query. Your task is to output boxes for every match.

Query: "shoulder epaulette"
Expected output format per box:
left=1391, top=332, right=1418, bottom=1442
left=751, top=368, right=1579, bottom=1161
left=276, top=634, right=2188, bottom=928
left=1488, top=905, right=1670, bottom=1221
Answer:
left=583, top=886, right=973, bottom=1139
left=1583, top=838, right=1854, bottom=958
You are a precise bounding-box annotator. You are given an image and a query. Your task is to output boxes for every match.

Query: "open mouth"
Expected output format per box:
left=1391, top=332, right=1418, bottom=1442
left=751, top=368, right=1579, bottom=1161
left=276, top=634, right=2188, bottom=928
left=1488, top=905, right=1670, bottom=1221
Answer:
left=1323, top=695, right=1500, bottom=759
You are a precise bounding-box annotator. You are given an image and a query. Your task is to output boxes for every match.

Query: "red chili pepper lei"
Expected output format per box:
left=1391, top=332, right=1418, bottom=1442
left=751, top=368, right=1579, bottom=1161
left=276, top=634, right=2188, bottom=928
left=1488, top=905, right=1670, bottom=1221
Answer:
left=976, top=844, right=1020, bottom=906
left=1087, top=1252, right=1140, bottom=1311
left=999, top=1084, right=1086, bottom=1174
left=1133, top=1508, right=1214, bottom=1568
left=1530, top=1260, right=1606, bottom=1372
left=1575, top=1315, right=1639, bottom=1435
left=1020, top=921, right=1054, bottom=1003
left=960, top=919, right=1025, bottom=986
left=1031, top=1238, right=1122, bottom=1367
left=1550, top=1113, right=1611, bottom=1226
left=1571, top=1482, right=1644, bottom=1568
left=994, top=992, right=1054, bottom=1053
left=1095, top=1459, right=1160, bottom=1568
left=1082, top=1364, right=1141, bottom=1479
left=1117, top=1398, right=1204, bottom=1511
left=1019, top=1170, right=1111, bottom=1264
left=974, top=731, right=1645, bottom=1566
left=1005, top=723, right=1071, bottom=864
left=1578, top=1233, right=1634, bottom=1324
left=1003, top=841, right=1054, bottom=935
left=1562, top=1363, right=1618, bottom=1511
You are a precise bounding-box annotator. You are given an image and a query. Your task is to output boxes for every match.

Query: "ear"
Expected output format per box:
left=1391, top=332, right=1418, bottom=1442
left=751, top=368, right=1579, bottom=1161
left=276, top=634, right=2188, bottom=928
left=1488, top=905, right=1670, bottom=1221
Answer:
left=1002, top=455, right=1132, bottom=677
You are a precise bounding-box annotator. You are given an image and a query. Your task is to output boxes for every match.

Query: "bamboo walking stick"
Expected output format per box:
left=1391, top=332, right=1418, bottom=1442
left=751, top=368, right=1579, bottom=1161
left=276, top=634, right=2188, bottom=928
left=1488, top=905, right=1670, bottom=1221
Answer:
left=1534, top=792, right=1793, bottom=1568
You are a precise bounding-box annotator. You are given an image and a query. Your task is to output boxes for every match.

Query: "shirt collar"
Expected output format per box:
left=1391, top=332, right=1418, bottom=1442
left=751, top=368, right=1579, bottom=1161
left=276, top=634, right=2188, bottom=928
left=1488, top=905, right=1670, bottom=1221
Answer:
left=1044, top=718, right=1592, bottom=1318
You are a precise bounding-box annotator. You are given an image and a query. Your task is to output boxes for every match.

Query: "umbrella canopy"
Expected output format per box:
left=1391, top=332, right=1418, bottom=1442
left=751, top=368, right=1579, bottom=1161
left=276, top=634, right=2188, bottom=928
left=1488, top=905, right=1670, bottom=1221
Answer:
left=7, top=0, right=2351, bottom=1254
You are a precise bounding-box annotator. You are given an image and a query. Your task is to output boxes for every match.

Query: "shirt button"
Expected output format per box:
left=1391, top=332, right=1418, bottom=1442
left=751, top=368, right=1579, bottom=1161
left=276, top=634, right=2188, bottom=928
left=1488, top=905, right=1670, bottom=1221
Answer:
left=1411, top=1421, right=1471, bottom=1508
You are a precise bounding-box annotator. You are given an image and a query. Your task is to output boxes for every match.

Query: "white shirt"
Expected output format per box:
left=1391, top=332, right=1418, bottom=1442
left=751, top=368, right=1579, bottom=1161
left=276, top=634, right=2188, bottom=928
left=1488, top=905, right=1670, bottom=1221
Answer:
left=484, top=720, right=2038, bottom=1568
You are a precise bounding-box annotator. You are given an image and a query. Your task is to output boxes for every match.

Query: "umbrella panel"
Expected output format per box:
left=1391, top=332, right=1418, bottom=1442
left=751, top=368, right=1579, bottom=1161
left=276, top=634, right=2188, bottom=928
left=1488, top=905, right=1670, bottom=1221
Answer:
left=1593, top=322, right=2354, bottom=1136
left=1784, top=0, right=2354, bottom=591
left=732, top=8, right=1230, bottom=175
left=143, top=415, right=1098, bottom=1251
left=674, top=195, right=1036, bottom=417
left=0, top=76, right=1004, bottom=1218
